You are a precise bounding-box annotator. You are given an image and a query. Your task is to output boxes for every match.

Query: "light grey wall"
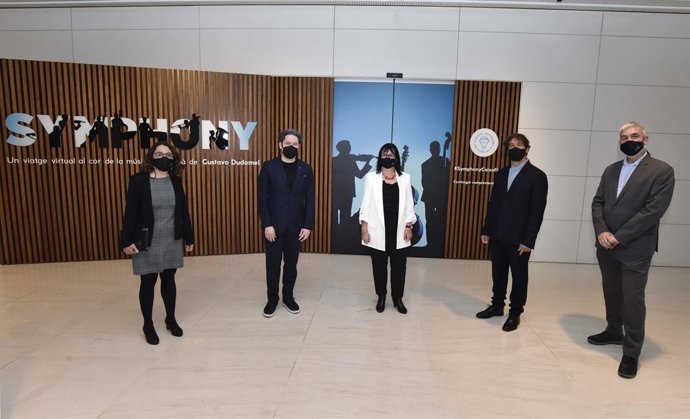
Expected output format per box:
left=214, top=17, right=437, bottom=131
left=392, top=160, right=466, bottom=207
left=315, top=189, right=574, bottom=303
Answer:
left=1, top=6, right=688, bottom=266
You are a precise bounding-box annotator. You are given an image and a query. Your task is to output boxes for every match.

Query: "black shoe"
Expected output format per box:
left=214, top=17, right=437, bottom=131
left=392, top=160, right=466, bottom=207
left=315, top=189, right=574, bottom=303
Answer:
left=283, top=299, right=300, bottom=314
left=165, top=317, right=183, bottom=337
left=143, top=324, right=159, bottom=345
left=587, top=331, right=624, bottom=346
left=376, top=295, right=386, bottom=313
left=618, top=356, right=638, bottom=379
left=476, top=305, right=504, bottom=319
left=393, top=298, right=407, bottom=314
left=263, top=300, right=278, bottom=318
left=502, top=315, right=520, bottom=332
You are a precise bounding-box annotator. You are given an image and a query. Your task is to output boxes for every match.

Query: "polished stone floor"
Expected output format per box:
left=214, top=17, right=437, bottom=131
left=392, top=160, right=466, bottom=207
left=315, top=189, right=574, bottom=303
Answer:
left=0, top=254, right=688, bottom=418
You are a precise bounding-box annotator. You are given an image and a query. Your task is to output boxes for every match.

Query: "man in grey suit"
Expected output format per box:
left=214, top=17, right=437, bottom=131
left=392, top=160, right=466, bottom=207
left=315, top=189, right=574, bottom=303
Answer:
left=588, top=121, right=675, bottom=379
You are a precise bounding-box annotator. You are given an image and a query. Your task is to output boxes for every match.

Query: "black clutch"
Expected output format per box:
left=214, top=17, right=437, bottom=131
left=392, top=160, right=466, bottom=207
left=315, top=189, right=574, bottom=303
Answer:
left=134, top=227, right=150, bottom=252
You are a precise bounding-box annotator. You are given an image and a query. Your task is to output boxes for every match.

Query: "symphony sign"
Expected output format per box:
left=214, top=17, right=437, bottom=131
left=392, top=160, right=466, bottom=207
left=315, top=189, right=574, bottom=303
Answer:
left=6, top=112, right=257, bottom=151
left=0, top=58, right=319, bottom=265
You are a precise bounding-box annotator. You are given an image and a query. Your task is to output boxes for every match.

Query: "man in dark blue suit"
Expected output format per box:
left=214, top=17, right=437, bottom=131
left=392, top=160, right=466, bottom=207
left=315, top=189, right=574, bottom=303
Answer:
left=477, top=133, right=548, bottom=331
left=258, top=129, right=315, bottom=318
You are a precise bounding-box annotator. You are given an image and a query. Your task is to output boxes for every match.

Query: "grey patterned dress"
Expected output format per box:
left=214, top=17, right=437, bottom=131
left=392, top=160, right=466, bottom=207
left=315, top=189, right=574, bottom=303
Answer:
left=132, top=177, right=184, bottom=275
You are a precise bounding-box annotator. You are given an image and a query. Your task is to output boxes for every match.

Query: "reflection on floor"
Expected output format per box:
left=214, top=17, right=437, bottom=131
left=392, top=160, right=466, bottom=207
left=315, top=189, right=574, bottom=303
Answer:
left=0, top=254, right=688, bottom=418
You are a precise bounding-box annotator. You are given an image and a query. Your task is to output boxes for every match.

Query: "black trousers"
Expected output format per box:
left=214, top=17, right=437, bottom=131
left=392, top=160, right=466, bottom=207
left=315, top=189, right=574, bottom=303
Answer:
left=596, top=247, right=652, bottom=358
left=265, top=229, right=301, bottom=302
left=369, top=246, right=408, bottom=299
left=489, top=239, right=530, bottom=316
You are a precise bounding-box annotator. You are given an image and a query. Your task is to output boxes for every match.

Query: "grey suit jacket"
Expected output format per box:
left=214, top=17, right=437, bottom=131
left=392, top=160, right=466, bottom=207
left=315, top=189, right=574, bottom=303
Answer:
left=592, top=152, right=675, bottom=257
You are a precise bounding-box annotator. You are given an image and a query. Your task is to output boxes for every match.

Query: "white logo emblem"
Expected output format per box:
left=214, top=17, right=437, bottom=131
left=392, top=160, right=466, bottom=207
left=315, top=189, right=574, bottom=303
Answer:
left=469, top=128, right=499, bottom=158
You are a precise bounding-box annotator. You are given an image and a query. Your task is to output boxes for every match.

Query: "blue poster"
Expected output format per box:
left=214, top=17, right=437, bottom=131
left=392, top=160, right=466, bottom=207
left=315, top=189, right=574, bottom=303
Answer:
left=332, top=80, right=455, bottom=257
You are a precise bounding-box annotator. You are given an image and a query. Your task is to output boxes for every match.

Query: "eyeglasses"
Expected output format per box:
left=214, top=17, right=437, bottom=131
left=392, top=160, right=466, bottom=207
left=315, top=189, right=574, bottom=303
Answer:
left=381, top=153, right=396, bottom=158
left=153, top=152, right=173, bottom=159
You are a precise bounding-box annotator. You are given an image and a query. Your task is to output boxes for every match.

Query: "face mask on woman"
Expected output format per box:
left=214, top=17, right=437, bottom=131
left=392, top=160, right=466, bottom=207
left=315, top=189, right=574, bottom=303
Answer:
left=380, top=158, right=395, bottom=169
left=153, top=157, right=173, bottom=172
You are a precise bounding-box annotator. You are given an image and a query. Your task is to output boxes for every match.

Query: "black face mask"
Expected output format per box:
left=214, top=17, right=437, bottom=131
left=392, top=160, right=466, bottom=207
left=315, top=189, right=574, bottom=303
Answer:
left=282, top=145, right=298, bottom=159
left=620, top=140, right=644, bottom=157
left=508, top=147, right=527, bottom=162
left=380, top=158, right=396, bottom=169
left=153, top=157, right=173, bottom=172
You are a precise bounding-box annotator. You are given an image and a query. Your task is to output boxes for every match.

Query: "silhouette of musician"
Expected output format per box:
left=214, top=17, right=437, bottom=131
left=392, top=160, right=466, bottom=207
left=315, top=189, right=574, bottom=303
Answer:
left=138, top=117, right=154, bottom=149
left=214, top=127, right=229, bottom=150
left=421, top=140, right=450, bottom=255
left=332, top=140, right=374, bottom=226
left=172, top=114, right=201, bottom=149
left=111, top=110, right=136, bottom=148
left=332, top=140, right=374, bottom=253
left=49, top=114, right=68, bottom=147
left=87, top=116, right=108, bottom=148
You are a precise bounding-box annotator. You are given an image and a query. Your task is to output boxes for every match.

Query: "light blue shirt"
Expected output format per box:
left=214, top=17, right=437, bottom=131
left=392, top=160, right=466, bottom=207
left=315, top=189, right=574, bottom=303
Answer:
left=507, top=159, right=528, bottom=191
left=617, top=151, right=647, bottom=197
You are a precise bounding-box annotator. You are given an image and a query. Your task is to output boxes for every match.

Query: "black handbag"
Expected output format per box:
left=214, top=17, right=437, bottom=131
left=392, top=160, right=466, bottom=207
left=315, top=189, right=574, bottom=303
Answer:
left=134, top=227, right=150, bottom=252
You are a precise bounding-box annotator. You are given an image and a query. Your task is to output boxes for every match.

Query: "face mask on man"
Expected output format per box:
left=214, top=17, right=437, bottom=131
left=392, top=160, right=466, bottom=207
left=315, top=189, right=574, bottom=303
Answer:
left=508, top=147, right=527, bottom=162
left=620, top=140, right=644, bottom=157
left=380, top=158, right=396, bottom=169
left=153, top=157, right=173, bottom=172
left=282, top=145, right=298, bottom=159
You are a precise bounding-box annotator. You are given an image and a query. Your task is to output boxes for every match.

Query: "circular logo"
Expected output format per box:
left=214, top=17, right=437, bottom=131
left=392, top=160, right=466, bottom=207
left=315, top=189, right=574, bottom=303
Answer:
left=469, top=128, right=499, bottom=158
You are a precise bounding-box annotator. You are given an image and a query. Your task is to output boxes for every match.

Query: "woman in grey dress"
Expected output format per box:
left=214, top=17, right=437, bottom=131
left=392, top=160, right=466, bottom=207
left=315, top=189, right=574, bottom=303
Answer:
left=121, top=143, right=194, bottom=345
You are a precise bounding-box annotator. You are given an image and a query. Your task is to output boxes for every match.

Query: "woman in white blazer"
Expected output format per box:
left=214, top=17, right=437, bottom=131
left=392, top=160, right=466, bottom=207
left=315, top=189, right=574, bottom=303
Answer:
left=359, top=143, right=416, bottom=314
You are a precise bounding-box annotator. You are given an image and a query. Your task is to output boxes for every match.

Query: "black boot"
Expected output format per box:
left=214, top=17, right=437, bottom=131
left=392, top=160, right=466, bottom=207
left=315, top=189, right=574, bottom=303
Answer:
left=143, top=323, right=159, bottom=345
left=376, top=295, right=386, bottom=313
left=165, top=317, right=183, bottom=337
left=393, top=298, right=407, bottom=314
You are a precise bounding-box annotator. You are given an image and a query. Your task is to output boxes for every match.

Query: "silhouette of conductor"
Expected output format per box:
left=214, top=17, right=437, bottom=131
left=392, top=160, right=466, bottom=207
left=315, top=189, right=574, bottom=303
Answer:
left=421, top=140, right=450, bottom=255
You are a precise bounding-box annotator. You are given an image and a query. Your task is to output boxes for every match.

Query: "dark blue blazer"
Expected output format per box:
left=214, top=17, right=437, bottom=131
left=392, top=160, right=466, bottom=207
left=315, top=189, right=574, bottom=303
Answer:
left=258, top=157, right=315, bottom=234
left=481, top=160, right=548, bottom=249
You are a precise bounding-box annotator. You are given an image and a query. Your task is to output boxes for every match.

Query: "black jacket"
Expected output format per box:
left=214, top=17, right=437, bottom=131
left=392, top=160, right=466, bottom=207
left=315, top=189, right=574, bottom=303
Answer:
left=120, top=172, right=194, bottom=249
left=481, top=160, right=548, bottom=249
left=258, top=158, right=315, bottom=234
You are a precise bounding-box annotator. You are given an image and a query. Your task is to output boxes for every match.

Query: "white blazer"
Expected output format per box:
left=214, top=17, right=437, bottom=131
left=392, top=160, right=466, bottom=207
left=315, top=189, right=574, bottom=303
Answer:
left=359, top=171, right=417, bottom=251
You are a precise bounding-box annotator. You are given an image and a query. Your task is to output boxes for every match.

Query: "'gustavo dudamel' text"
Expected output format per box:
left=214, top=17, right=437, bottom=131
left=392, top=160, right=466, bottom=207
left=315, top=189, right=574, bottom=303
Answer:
left=202, top=159, right=260, bottom=166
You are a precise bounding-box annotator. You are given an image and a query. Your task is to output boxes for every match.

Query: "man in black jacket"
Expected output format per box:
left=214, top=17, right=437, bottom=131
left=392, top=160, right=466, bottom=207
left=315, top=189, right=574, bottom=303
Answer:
left=258, top=129, right=315, bottom=318
left=477, top=133, right=548, bottom=332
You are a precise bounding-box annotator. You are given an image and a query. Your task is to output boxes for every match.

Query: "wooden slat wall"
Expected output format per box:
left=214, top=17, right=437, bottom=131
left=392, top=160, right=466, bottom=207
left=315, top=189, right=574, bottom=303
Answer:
left=444, top=81, right=522, bottom=260
left=272, top=77, right=333, bottom=254
left=0, top=59, right=333, bottom=264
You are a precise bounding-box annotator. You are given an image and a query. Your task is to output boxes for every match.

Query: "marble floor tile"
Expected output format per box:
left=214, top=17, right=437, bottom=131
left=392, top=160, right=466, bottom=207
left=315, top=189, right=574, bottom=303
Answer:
left=0, top=254, right=688, bottom=418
